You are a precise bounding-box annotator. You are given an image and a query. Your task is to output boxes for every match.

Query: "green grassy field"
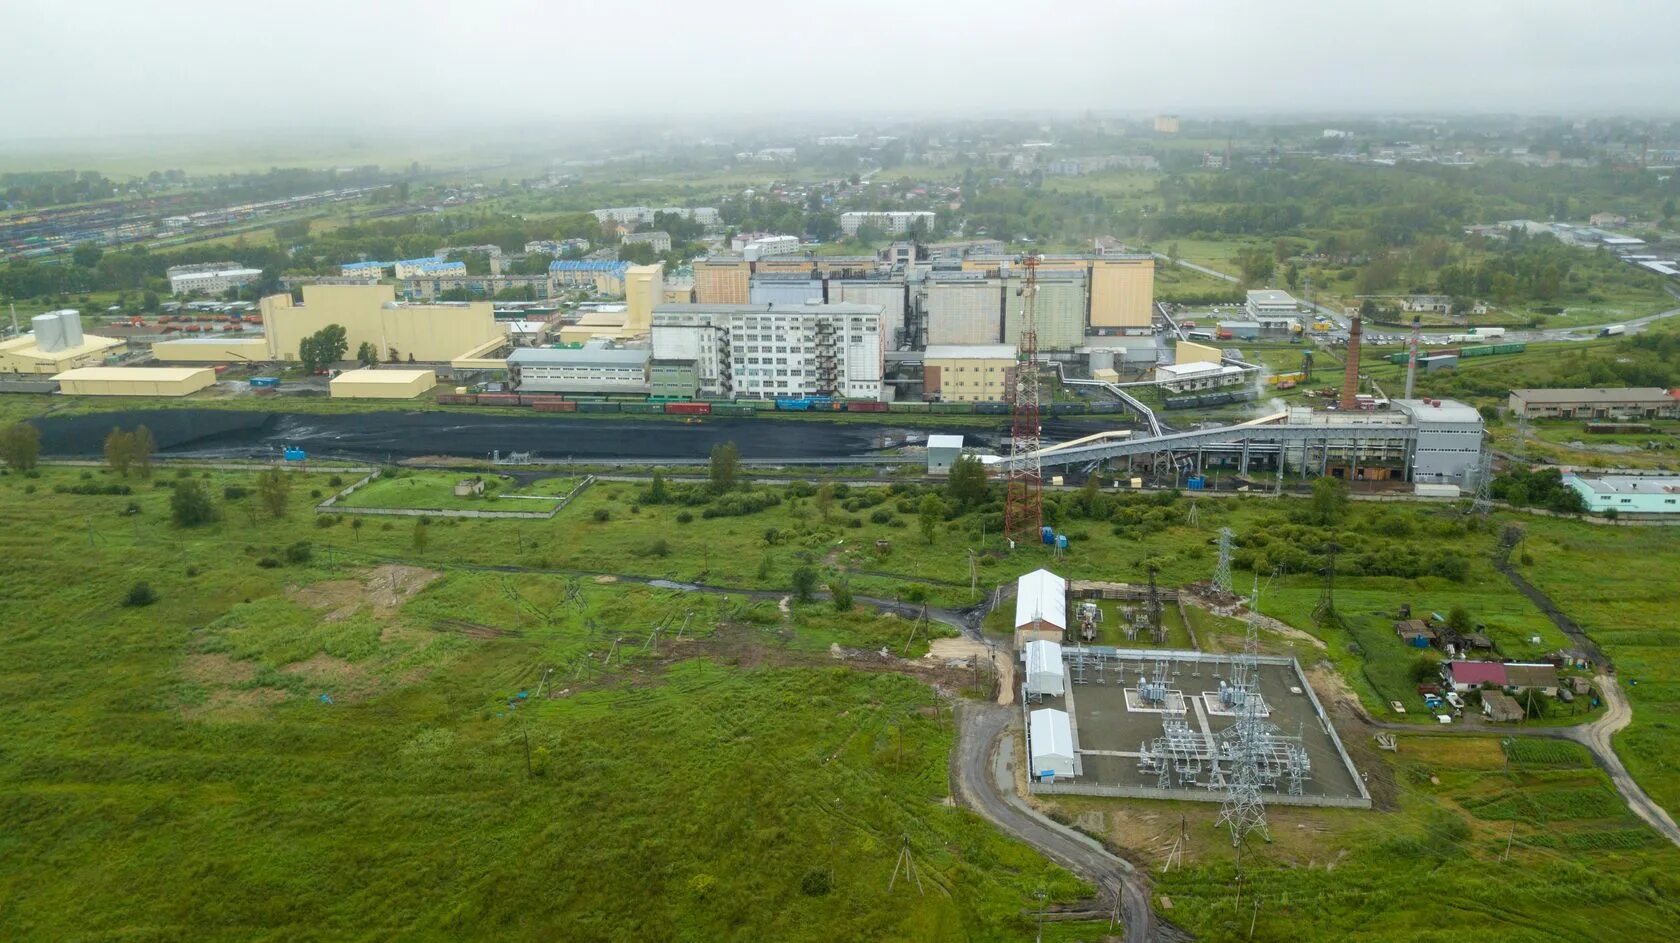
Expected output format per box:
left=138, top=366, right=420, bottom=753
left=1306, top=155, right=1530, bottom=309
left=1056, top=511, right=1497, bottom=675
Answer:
left=334, top=471, right=582, bottom=511
left=3, top=461, right=1678, bottom=940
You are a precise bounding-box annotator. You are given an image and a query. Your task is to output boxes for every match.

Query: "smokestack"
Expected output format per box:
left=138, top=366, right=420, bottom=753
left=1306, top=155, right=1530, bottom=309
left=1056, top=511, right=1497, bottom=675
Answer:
left=1340, top=315, right=1362, bottom=410
left=1404, top=315, right=1421, bottom=400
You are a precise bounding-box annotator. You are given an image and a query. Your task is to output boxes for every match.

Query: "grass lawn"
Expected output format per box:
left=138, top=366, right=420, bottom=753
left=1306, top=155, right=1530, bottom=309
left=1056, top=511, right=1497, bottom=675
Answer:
left=3, top=462, right=1678, bottom=940
left=335, top=471, right=582, bottom=512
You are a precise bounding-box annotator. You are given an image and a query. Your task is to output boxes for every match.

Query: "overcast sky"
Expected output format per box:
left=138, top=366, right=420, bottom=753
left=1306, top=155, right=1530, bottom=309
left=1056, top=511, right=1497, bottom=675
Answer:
left=4, top=0, right=1677, bottom=140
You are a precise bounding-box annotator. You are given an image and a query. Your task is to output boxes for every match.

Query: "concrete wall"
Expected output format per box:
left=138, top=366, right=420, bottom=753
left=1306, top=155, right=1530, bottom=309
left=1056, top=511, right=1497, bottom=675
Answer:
left=1176, top=340, right=1222, bottom=365
left=1004, top=275, right=1085, bottom=350
left=693, top=259, right=750, bottom=304
left=925, top=280, right=1004, bottom=345
left=925, top=354, right=1012, bottom=402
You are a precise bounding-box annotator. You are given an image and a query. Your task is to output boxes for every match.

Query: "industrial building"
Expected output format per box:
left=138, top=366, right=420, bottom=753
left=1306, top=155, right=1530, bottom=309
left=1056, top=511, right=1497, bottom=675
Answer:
left=924, top=274, right=1004, bottom=345
left=1565, top=474, right=1680, bottom=515
left=508, top=343, right=650, bottom=395
left=167, top=263, right=264, bottom=297
left=259, top=284, right=501, bottom=364
left=1153, top=361, right=1246, bottom=393
left=749, top=274, right=824, bottom=307
left=1245, top=289, right=1299, bottom=323
left=1014, top=568, right=1067, bottom=649
left=1392, top=398, right=1486, bottom=485
left=1025, top=640, right=1067, bottom=697
left=1507, top=387, right=1678, bottom=420
left=922, top=344, right=1016, bottom=402
left=149, top=336, right=271, bottom=363
left=693, top=257, right=751, bottom=304
left=53, top=366, right=215, bottom=397
left=1005, top=269, right=1086, bottom=349
left=1028, top=708, right=1077, bottom=780
left=1088, top=256, right=1156, bottom=328
left=329, top=368, right=437, bottom=399
left=649, top=302, right=885, bottom=400
left=926, top=434, right=964, bottom=475
left=839, top=211, right=936, bottom=236
left=0, top=311, right=124, bottom=375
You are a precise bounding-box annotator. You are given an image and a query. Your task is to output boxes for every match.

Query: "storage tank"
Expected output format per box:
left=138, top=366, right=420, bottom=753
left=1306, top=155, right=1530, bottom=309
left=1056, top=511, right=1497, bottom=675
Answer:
left=1087, top=348, right=1115, bottom=372
left=56, top=310, right=84, bottom=348
left=31, top=313, right=66, bottom=352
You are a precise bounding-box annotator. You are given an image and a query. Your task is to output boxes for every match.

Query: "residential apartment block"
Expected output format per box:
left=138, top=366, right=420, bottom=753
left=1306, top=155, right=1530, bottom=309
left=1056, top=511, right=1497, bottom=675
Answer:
left=650, top=302, right=885, bottom=400
left=840, top=211, right=936, bottom=236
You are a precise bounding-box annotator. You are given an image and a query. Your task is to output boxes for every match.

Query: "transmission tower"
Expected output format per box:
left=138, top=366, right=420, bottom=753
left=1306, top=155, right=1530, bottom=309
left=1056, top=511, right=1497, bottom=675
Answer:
left=1214, top=527, right=1235, bottom=595
left=1004, top=254, right=1044, bottom=544
left=1312, top=542, right=1339, bottom=625
left=1469, top=440, right=1494, bottom=515
left=1216, top=615, right=1271, bottom=850
left=1146, top=562, right=1164, bottom=643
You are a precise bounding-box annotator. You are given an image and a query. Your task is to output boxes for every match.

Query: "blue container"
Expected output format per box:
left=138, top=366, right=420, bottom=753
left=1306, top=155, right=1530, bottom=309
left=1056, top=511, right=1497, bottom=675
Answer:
left=250, top=377, right=280, bottom=388
left=1056, top=535, right=1069, bottom=550
left=1186, top=475, right=1206, bottom=490
left=283, top=446, right=307, bottom=462
left=1041, top=526, right=1054, bottom=545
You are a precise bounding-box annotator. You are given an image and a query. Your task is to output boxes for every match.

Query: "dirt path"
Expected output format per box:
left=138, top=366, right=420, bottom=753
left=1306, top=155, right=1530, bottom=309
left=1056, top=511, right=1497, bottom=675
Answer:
left=1569, top=675, right=1680, bottom=847
left=950, top=702, right=1190, bottom=943
left=926, top=637, right=1015, bottom=705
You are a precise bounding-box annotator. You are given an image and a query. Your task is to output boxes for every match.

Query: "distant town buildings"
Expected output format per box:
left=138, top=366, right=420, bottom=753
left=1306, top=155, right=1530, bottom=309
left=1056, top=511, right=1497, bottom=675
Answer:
left=592, top=206, right=720, bottom=227
left=731, top=233, right=802, bottom=261
left=840, top=211, right=936, bottom=236
left=1153, top=115, right=1180, bottom=134
left=167, top=262, right=264, bottom=296
left=621, top=230, right=672, bottom=252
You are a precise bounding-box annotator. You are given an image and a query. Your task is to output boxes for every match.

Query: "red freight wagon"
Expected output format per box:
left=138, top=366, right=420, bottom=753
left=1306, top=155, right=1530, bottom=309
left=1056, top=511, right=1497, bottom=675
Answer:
left=665, top=402, right=712, bottom=415
left=534, top=400, right=578, bottom=413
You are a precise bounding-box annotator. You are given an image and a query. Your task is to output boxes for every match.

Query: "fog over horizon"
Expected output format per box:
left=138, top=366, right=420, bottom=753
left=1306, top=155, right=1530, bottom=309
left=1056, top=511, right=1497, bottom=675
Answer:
left=5, top=0, right=1679, bottom=141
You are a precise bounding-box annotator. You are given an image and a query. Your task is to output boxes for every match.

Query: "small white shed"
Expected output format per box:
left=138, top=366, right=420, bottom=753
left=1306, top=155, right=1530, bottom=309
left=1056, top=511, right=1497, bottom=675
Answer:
left=1013, top=568, right=1068, bottom=648
left=1024, top=639, right=1066, bottom=697
left=1029, top=708, right=1076, bottom=780
left=927, top=434, right=964, bottom=475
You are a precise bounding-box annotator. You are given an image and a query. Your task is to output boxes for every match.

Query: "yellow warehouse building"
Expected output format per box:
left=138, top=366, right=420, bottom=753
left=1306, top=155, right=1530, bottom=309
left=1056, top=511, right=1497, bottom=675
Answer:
left=329, top=368, right=438, bottom=399
left=260, top=284, right=500, bottom=364
left=150, top=336, right=272, bottom=363
left=54, top=366, right=216, bottom=397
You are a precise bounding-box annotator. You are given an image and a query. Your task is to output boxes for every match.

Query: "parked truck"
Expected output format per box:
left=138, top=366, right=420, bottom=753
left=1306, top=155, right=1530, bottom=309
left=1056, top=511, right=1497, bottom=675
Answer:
left=1599, top=324, right=1626, bottom=337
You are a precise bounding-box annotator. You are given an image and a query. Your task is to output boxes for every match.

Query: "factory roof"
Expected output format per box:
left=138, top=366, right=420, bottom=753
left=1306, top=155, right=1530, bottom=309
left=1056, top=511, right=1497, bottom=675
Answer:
left=1155, top=362, right=1243, bottom=378
left=550, top=260, right=631, bottom=273
left=1564, top=474, right=1680, bottom=496
left=52, top=366, right=209, bottom=382
left=330, top=368, right=436, bottom=385
left=2, top=333, right=123, bottom=362
left=173, top=266, right=263, bottom=278
left=1246, top=289, right=1298, bottom=306
left=923, top=344, right=1018, bottom=360
left=1393, top=398, right=1482, bottom=424
left=1015, top=569, right=1067, bottom=631
left=1509, top=387, right=1674, bottom=404
left=1217, top=320, right=1263, bottom=330
left=926, top=434, right=965, bottom=450
left=508, top=346, right=649, bottom=368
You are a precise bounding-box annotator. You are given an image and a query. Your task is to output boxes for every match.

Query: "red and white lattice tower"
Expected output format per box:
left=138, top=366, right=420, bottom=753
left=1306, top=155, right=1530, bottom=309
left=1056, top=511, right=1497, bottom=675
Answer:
left=1005, top=254, right=1044, bottom=544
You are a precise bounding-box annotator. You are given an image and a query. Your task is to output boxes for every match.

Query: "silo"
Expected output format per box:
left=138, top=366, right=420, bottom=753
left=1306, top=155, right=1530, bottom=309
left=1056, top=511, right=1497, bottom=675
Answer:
left=57, top=310, right=84, bottom=348
left=31, top=313, right=66, bottom=353
left=1087, top=348, right=1115, bottom=373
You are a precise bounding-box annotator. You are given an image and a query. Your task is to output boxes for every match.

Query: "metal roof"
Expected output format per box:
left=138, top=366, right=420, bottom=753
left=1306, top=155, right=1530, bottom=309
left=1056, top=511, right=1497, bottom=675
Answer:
left=1565, top=474, right=1680, bottom=495
left=508, top=347, right=648, bottom=368
left=54, top=366, right=211, bottom=381
left=331, top=369, right=436, bottom=384
left=926, top=434, right=965, bottom=450
left=1015, top=569, right=1067, bottom=631
left=549, top=260, right=630, bottom=273
left=1510, top=387, right=1674, bottom=404
left=1028, top=708, right=1074, bottom=761
left=1393, top=398, right=1482, bottom=424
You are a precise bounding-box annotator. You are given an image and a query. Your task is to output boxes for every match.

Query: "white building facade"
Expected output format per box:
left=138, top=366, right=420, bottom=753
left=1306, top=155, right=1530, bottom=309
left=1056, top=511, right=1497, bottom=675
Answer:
left=650, top=302, right=885, bottom=400
left=840, top=211, right=937, bottom=236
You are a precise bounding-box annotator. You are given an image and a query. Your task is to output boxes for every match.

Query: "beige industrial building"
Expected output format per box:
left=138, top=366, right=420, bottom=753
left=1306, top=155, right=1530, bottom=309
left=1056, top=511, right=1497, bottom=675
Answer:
left=694, top=257, right=750, bottom=304
left=150, top=336, right=271, bottom=363
left=0, top=311, right=125, bottom=375
left=1089, top=257, right=1155, bottom=328
left=923, top=344, right=1016, bottom=402
left=54, top=366, right=216, bottom=397
left=1175, top=340, right=1223, bottom=366
left=1004, top=270, right=1086, bottom=350
left=624, top=263, right=664, bottom=334
left=925, top=277, right=1004, bottom=345
left=1508, top=388, right=1678, bottom=420
left=329, top=368, right=438, bottom=399
left=260, top=284, right=500, bottom=364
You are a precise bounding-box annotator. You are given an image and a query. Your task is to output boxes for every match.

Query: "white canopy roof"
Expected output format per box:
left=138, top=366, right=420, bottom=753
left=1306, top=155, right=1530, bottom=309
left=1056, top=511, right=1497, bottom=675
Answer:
left=1024, top=640, right=1066, bottom=696
left=1014, top=568, right=1067, bottom=631
left=1029, top=708, right=1075, bottom=775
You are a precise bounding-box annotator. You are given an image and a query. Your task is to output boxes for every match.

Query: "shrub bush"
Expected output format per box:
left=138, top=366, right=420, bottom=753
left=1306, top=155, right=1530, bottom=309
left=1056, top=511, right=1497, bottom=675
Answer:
left=123, top=581, right=157, bottom=607
left=223, top=485, right=249, bottom=500
left=870, top=509, right=894, bottom=524
left=284, top=541, right=313, bottom=564
left=256, top=557, right=281, bottom=568
left=592, top=508, right=611, bottom=522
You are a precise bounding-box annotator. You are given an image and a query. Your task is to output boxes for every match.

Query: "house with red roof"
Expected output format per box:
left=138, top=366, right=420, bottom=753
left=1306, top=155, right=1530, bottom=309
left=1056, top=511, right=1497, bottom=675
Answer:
left=1444, top=660, right=1507, bottom=692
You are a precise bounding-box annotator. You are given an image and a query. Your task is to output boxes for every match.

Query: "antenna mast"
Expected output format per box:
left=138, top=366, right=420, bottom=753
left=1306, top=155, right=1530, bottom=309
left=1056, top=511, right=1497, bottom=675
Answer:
left=1005, top=254, right=1044, bottom=544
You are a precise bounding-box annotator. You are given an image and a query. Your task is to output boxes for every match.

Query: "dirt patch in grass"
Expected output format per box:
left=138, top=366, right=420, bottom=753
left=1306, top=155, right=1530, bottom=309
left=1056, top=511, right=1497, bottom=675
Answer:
left=290, top=565, right=442, bottom=621
left=364, top=564, right=441, bottom=610
left=926, top=637, right=1014, bottom=705
left=288, top=579, right=364, bottom=621
left=183, top=653, right=257, bottom=685
left=284, top=652, right=366, bottom=683
left=182, top=686, right=288, bottom=720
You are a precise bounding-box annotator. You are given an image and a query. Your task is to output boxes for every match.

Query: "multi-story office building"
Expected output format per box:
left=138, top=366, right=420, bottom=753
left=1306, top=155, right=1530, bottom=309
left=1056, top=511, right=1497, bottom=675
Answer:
left=840, top=211, right=936, bottom=236
left=924, top=274, right=1004, bottom=345
left=650, top=302, right=884, bottom=400
left=693, top=256, right=751, bottom=304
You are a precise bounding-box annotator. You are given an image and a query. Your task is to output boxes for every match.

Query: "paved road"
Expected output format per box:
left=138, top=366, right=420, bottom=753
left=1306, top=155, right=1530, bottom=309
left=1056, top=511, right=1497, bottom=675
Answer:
left=951, top=702, right=1189, bottom=943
